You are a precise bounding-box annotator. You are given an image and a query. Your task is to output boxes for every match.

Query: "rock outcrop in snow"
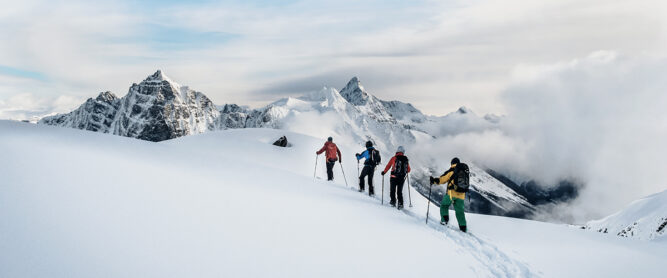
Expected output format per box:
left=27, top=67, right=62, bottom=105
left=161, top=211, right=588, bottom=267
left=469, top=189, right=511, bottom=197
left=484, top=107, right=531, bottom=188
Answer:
left=586, top=189, right=667, bottom=241
left=40, top=91, right=121, bottom=133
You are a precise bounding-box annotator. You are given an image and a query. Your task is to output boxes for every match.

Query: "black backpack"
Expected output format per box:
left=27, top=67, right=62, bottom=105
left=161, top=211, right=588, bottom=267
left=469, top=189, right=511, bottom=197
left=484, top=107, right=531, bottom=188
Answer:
left=368, top=149, right=381, bottom=166
left=392, top=155, right=409, bottom=178
left=452, top=163, right=470, bottom=192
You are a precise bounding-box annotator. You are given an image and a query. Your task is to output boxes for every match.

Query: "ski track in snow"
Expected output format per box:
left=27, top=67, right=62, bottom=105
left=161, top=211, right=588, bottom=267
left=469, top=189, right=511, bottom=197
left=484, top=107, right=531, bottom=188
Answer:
left=320, top=180, right=539, bottom=278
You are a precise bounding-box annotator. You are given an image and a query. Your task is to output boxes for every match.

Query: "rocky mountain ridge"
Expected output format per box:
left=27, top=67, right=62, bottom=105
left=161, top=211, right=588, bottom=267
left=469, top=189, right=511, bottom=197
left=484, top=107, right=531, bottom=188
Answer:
left=40, top=70, right=220, bottom=141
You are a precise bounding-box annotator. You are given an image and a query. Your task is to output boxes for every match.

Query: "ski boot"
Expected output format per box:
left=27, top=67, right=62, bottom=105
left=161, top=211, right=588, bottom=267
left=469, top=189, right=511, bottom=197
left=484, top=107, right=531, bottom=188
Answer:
left=397, top=204, right=404, bottom=210
left=440, top=215, right=449, bottom=226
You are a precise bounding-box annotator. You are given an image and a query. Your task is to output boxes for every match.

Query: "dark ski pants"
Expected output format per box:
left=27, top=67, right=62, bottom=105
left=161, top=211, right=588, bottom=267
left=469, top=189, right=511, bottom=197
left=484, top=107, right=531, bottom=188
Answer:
left=389, top=176, right=406, bottom=205
left=441, top=194, right=467, bottom=226
left=326, top=159, right=336, bottom=181
left=359, top=165, right=375, bottom=194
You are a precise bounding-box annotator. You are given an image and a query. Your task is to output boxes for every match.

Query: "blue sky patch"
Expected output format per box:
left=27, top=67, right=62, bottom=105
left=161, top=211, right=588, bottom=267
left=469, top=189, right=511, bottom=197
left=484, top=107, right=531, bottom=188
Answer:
left=0, top=65, right=48, bottom=81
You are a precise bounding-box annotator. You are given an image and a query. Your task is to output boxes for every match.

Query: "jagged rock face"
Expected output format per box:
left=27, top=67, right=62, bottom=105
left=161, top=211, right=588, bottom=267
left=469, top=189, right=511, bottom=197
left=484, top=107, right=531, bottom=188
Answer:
left=338, top=77, right=397, bottom=123
left=40, top=91, right=120, bottom=133
left=40, top=70, right=220, bottom=142
left=339, top=77, right=370, bottom=106
left=338, top=77, right=429, bottom=125
left=216, top=104, right=250, bottom=129
left=113, top=71, right=220, bottom=141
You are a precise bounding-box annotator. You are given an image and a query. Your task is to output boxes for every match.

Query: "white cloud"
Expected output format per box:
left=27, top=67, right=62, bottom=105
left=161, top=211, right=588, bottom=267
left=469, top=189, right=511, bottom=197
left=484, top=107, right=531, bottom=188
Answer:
left=2, top=0, right=667, bottom=117
left=0, top=93, right=83, bottom=120
left=422, top=51, right=667, bottom=222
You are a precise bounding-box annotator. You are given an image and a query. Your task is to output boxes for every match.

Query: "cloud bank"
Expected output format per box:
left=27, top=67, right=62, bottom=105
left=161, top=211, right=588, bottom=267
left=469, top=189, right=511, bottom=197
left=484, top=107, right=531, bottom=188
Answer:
left=420, top=51, right=667, bottom=222
left=1, top=0, right=666, bottom=119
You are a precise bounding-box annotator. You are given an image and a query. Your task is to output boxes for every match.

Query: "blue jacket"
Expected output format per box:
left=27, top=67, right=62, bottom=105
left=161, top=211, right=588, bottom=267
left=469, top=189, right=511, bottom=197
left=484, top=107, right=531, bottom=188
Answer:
left=356, top=147, right=377, bottom=166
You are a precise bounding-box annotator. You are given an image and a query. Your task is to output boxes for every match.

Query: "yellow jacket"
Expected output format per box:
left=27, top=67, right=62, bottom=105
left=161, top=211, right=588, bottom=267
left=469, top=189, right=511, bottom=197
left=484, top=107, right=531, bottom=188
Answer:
left=437, top=164, right=466, bottom=200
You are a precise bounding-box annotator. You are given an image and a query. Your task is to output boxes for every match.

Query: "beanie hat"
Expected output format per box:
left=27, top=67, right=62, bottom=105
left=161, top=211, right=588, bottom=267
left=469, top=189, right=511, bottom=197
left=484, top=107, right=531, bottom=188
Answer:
left=327, top=137, right=333, bottom=142
left=365, top=141, right=373, bottom=148
left=397, top=146, right=405, bottom=153
left=451, top=157, right=460, bottom=165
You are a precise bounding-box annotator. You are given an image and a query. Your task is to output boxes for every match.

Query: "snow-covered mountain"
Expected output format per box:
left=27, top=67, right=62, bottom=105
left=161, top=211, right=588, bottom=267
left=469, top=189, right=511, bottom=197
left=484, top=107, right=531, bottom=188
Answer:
left=586, top=190, right=667, bottom=241
left=40, top=70, right=220, bottom=142
left=38, top=70, right=539, bottom=219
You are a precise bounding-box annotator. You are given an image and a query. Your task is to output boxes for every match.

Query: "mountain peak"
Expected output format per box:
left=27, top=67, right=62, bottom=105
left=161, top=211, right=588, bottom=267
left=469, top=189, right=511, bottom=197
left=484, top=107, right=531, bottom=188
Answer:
left=339, top=76, right=370, bottom=105
left=143, top=69, right=176, bottom=84
left=95, top=91, right=118, bottom=103
left=457, top=106, right=471, bottom=114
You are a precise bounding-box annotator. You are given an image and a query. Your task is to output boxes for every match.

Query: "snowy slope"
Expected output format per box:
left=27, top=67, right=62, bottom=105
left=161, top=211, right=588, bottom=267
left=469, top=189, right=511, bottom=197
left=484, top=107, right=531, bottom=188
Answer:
left=585, top=190, right=667, bottom=241
left=1, top=120, right=665, bottom=278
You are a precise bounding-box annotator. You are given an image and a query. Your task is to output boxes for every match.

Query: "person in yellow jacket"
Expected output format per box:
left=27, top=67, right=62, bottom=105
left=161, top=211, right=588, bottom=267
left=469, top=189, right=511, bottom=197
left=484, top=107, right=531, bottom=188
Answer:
left=430, top=157, right=467, bottom=232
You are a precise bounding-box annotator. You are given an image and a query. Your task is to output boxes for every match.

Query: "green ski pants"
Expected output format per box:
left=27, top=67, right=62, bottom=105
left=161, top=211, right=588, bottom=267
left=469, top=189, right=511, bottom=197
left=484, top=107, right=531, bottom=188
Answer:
left=440, top=194, right=466, bottom=226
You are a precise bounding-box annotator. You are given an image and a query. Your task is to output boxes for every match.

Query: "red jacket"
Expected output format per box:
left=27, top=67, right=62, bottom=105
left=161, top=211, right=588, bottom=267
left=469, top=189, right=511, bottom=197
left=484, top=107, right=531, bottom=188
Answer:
left=383, top=152, right=411, bottom=177
left=317, top=141, right=341, bottom=161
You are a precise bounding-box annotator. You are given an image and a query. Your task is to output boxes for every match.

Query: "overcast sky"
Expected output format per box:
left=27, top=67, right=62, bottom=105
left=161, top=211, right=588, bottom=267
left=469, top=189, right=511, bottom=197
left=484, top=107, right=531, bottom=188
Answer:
left=1, top=0, right=666, bottom=119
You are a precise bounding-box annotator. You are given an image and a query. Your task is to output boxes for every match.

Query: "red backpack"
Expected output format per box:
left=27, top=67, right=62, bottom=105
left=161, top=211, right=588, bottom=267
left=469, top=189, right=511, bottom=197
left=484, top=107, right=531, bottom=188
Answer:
left=325, top=143, right=338, bottom=160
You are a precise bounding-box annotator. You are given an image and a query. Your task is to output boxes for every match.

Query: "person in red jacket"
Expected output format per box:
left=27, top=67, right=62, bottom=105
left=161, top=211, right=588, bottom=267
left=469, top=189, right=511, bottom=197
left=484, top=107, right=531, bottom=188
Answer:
left=381, top=146, right=411, bottom=209
left=316, top=137, right=342, bottom=181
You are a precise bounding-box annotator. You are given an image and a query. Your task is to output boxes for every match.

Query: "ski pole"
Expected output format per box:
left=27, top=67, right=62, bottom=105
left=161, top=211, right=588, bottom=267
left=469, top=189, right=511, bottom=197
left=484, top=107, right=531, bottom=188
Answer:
left=381, top=175, right=385, bottom=205
left=407, top=174, right=412, bottom=207
left=357, top=160, right=360, bottom=178
left=314, top=154, right=318, bottom=179
left=426, top=181, right=433, bottom=224
left=339, top=161, right=349, bottom=187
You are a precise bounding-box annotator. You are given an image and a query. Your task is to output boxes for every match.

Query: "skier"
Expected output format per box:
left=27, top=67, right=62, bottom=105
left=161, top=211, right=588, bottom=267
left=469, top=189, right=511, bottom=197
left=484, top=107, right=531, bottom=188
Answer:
left=316, top=137, right=342, bottom=181
left=381, top=146, right=411, bottom=209
left=355, top=141, right=381, bottom=196
left=430, top=157, right=469, bottom=233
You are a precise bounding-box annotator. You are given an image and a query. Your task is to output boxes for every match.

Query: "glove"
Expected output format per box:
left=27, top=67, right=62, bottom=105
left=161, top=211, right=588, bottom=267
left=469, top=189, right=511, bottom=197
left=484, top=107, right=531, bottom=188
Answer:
left=339, top=158, right=342, bottom=163
left=355, top=153, right=360, bottom=157
left=429, top=176, right=436, bottom=185
left=381, top=171, right=386, bottom=175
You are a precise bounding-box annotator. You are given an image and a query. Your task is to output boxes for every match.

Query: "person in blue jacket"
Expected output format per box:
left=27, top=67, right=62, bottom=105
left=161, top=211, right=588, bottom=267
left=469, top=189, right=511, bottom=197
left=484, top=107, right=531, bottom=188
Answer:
left=355, top=141, right=381, bottom=196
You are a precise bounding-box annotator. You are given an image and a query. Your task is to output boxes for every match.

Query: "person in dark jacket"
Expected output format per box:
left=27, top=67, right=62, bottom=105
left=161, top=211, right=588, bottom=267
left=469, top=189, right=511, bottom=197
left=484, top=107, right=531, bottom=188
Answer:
left=316, top=137, right=342, bottom=181
left=355, top=141, right=380, bottom=196
left=381, top=146, right=411, bottom=209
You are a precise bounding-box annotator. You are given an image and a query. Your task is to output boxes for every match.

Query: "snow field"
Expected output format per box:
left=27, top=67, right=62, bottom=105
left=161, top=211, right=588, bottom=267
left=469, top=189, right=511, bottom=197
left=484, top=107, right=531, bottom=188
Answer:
left=1, top=120, right=664, bottom=277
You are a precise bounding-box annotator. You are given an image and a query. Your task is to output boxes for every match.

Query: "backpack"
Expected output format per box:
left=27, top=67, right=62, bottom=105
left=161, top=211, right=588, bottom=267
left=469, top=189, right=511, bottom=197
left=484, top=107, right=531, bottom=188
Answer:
left=326, top=143, right=337, bottom=156
left=452, top=163, right=470, bottom=192
left=392, top=156, right=409, bottom=178
left=368, top=149, right=381, bottom=166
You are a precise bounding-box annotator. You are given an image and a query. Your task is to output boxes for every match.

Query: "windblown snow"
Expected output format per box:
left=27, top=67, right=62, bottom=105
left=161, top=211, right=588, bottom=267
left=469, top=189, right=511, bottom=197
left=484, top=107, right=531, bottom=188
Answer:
left=1, top=121, right=664, bottom=278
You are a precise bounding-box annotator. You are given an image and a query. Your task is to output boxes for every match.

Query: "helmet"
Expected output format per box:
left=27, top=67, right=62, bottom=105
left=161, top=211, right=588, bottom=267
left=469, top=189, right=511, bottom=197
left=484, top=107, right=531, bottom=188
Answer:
left=365, top=141, right=373, bottom=148
left=397, top=146, right=405, bottom=153
left=327, top=137, right=333, bottom=142
left=451, top=157, right=460, bottom=165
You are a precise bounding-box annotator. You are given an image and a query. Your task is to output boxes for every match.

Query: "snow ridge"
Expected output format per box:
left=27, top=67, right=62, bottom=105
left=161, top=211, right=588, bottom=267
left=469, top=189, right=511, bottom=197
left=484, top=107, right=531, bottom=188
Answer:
left=586, top=189, right=667, bottom=241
